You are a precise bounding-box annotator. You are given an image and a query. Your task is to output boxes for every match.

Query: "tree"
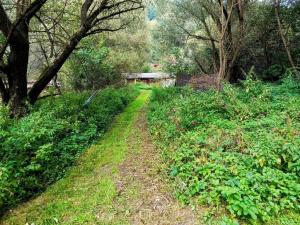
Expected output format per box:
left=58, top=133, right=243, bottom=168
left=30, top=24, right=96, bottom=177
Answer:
left=153, top=0, right=247, bottom=84
left=274, top=0, right=296, bottom=68
left=216, top=0, right=245, bottom=85
left=0, top=0, right=143, bottom=117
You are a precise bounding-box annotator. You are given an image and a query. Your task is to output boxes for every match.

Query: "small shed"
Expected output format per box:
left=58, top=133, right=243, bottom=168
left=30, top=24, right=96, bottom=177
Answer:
left=125, top=73, right=175, bottom=87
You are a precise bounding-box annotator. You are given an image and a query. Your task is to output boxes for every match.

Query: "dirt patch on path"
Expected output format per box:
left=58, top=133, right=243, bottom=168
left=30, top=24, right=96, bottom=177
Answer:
left=114, top=107, right=203, bottom=225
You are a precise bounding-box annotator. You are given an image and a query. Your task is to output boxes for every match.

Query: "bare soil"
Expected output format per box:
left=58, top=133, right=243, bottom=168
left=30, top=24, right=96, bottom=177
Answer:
left=113, top=107, right=203, bottom=225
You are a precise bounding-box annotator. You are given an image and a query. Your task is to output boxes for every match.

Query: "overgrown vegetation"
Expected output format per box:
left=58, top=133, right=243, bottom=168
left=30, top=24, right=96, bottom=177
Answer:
left=1, top=91, right=150, bottom=224
left=0, top=86, right=139, bottom=213
left=65, top=38, right=122, bottom=91
left=0, top=0, right=143, bottom=117
left=148, top=73, right=300, bottom=223
left=1, top=0, right=300, bottom=223
left=151, top=0, right=300, bottom=80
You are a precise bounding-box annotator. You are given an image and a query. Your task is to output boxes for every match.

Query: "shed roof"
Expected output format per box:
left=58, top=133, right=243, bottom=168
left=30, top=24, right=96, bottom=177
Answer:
left=125, top=73, right=171, bottom=79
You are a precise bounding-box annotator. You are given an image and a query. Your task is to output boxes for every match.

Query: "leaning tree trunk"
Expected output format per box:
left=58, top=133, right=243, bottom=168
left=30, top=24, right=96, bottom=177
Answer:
left=28, top=28, right=86, bottom=103
left=0, top=0, right=143, bottom=117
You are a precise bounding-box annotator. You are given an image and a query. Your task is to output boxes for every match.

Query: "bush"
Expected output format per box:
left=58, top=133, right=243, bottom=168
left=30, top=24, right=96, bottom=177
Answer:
left=163, top=47, right=198, bottom=76
left=0, top=86, right=139, bottom=212
left=261, top=64, right=285, bottom=81
left=66, top=38, right=122, bottom=91
left=148, top=77, right=300, bottom=222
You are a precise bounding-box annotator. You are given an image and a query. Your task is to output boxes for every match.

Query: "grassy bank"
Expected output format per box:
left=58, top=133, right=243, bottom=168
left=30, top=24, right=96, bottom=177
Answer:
left=0, top=86, right=139, bottom=213
left=148, top=77, right=300, bottom=224
left=1, top=91, right=150, bottom=224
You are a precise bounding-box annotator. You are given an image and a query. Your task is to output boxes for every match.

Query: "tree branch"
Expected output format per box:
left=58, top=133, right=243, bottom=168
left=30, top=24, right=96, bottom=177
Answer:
left=28, top=0, right=143, bottom=103
left=0, top=2, right=13, bottom=35
left=194, top=56, right=208, bottom=74
left=90, top=1, right=143, bottom=27
left=177, top=24, right=218, bottom=42
left=0, top=0, right=48, bottom=61
left=81, top=0, right=94, bottom=26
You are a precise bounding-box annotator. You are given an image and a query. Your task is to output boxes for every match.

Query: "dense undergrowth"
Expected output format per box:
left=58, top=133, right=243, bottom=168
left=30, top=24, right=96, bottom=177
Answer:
left=148, top=74, right=300, bottom=223
left=0, top=86, right=139, bottom=213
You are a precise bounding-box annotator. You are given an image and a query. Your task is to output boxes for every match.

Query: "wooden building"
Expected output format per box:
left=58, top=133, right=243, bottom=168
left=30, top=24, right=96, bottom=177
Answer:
left=125, top=73, right=175, bottom=87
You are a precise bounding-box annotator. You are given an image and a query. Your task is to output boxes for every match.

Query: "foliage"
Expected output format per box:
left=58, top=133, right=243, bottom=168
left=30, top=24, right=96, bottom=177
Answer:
left=1, top=91, right=150, bottom=224
left=134, top=82, right=153, bottom=91
left=106, top=27, right=150, bottom=73
left=261, top=64, right=285, bottom=81
left=150, top=2, right=200, bottom=74
left=163, top=47, right=197, bottom=76
left=66, top=38, right=122, bottom=91
left=0, top=33, right=5, bottom=45
left=0, top=86, right=139, bottom=212
left=148, top=75, right=300, bottom=222
left=152, top=0, right=300, bottom=79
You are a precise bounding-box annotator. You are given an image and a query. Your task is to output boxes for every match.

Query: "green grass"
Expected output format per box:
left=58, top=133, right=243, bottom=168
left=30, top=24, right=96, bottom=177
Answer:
left=0, top=86, right=139, bottom=212
left=1, top=91, right=151, bottom=225
left=135, top=82, right=154, bottom=90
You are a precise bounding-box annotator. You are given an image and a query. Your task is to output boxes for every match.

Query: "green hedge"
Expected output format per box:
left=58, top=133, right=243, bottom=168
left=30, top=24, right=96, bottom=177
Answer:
left=148, top=76, right=300, bottom=222
left=0, top=86, right=139, bottom=213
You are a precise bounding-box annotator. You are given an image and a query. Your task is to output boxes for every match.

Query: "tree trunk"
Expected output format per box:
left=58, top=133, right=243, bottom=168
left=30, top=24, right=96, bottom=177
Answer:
left=274, top=0, right=296, bottom=68
left=263, top=40, right=271, bottom=67
left=0, top=0, right=46, bottom=117
left=7, top=22, right=29, bottom=117
left=201, top=14, right=219, bottom=73
left=217, top=0, right=244, bottom=87
left=53, top=75, right=61, bottom=95
left=194, top=56, right=208, bottom=74
left=218, top=36, right=234, bottom=85
left=0, top=0, right=142, bottom=117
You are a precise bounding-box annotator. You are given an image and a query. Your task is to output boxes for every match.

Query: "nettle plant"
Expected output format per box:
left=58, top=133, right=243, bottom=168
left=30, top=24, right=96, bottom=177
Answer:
left=148, top=75, right=300, bottom=222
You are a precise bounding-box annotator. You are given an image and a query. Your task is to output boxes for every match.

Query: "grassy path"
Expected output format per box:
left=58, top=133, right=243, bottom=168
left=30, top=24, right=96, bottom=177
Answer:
left=1, top=91, right=149, bottom=224
left=1, top=91, right=198, bottom=225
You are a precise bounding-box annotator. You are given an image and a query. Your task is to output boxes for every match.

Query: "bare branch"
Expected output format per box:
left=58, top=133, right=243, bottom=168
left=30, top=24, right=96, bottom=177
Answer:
left=177, top=23, right=218, bottom=42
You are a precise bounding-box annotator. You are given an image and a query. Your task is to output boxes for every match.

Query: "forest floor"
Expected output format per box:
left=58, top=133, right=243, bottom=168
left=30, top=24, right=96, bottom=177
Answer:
left=1, top=91, right=201, bottom=225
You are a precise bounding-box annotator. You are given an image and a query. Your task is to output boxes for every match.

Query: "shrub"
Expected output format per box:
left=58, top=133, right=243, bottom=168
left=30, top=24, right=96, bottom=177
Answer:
left=148, top=77, right=300, bottom=222
left=66, top=38, right=122, bottom=91
left=0, top=86, right=139, bottom=212
left=163, top=47, right=198, bottom=76
left=261, top=64, right=285, bottom=81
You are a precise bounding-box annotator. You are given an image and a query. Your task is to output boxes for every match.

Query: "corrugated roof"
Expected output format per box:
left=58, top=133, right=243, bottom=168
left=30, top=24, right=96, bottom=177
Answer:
left=125, top=73, right=171, bottom=79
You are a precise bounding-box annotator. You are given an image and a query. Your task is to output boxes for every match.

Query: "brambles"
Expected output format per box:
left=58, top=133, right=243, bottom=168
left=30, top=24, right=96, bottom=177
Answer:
left=148, top=76, right=300, bottom=222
